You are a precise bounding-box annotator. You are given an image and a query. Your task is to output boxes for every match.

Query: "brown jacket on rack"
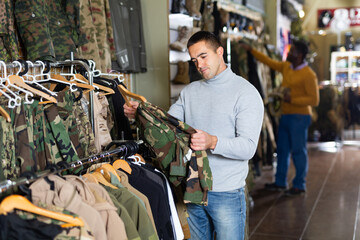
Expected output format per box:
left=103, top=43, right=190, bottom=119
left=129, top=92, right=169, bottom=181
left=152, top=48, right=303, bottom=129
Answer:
left=29, top=174, right=108, bottom=240
left=65, top=175, right=127, bottom=240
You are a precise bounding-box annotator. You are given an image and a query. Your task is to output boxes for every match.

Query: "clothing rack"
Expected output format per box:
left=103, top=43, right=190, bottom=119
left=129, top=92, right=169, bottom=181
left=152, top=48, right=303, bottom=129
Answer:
left=0, top=140, right=141, bottom=194
left=1, top=60, right=95, bottom=133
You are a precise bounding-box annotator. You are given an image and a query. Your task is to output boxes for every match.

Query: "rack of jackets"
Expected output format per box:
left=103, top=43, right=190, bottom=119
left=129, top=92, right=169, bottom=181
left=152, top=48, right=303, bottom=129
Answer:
left=0, top=141, right=185, bottom=240
left=0, top=59, right=187, bottom=239
left=0, top=58, right=145, bottom=179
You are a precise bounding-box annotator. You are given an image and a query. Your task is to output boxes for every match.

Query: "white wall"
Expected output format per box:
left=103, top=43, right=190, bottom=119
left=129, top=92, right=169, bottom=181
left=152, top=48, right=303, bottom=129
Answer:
left=132, top=0, right=170, bottom=110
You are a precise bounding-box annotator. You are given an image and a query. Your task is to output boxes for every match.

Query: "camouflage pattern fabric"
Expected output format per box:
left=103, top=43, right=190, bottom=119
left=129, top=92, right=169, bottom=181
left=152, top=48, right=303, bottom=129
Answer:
left=0, top=113, right=19, bottom=180
left=77, top=0, right=101, bottom=70
left=62, top=0, right=88, bottom=48
left=73, top=95, right=98, bottom=156
left=77, top=0, right=113, bottom=72
left=14, top=0, right=87, bottom=61
left=16, top=201, right=95, bottom=239
left=44, top=104, right=80, bottom=164
left=56, top=90, right=85, bottom=158
left=14, top=0, right=55, bottom=61
left=22, top=100, right=41, bottom=172
left=30, top=101, right=59, bottom=170
left=47, top=0, right=80, bottom=60
left=0, top=96, right=83, bottom=177
left=92, top=0, right=114, bottom=72
left=0, top=97, right=21, bottom=180
left=12, top=100, right=36, bottom=173
left=136, top=102, right=213, bottom=205
left=93, top=92, right=112, bottom=152
left=0, top=0, right=20, bottom=62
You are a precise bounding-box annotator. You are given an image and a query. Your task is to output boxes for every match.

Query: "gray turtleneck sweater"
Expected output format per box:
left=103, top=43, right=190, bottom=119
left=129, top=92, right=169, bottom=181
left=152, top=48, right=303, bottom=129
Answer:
left=168, top=67, right=264, bottom=191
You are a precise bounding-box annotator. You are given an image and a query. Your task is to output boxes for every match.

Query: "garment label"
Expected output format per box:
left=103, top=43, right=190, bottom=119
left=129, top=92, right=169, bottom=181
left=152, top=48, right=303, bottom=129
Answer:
left=184, top=149, right=192, bottom=163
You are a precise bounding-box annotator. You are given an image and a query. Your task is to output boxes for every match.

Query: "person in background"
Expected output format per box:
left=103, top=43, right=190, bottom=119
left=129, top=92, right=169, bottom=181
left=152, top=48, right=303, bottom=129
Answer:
left=124, top=31, right=264, bottom=240
left=240, top=39, right=319, bottom=196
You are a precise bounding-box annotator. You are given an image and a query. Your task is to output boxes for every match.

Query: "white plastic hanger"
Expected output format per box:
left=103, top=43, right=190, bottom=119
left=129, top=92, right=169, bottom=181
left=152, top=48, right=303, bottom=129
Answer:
left=5, top=61, right=56, bottom=104
left=0, top=61, right=23, bottom=107
left=20, top=60, right=58, bottom=96
left=127, top=154, right=145, bottom=166
left=33, top=61, right=80, bottom=92
left=59, top=60, right=89, bottom=85
left=88, top=60, right=124, bottom=82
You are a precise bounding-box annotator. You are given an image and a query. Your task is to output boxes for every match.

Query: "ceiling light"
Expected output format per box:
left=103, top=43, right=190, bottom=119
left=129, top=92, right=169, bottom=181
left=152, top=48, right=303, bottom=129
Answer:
left=299, top=10, right=305, bottom=18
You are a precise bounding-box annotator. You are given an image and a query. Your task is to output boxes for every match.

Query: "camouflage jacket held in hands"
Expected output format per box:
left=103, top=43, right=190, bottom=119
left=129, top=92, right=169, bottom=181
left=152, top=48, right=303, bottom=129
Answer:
left=136, top=102, right=213, bottom=205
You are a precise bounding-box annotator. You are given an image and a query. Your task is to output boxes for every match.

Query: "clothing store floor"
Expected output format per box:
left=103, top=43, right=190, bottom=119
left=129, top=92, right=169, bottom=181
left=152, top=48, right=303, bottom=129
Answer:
left=249, top=141, right=360, bottom=240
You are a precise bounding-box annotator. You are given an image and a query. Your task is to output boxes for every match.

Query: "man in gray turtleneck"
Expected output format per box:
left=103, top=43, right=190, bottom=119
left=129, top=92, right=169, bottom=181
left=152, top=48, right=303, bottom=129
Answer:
left=124, top=31, right=263, bottom=240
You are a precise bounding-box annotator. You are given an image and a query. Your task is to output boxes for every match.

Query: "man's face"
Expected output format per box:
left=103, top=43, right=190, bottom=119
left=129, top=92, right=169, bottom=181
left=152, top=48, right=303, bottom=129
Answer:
left=286, top=45, right=302, bottom=64
left=189, top=40, right=224, bottom=80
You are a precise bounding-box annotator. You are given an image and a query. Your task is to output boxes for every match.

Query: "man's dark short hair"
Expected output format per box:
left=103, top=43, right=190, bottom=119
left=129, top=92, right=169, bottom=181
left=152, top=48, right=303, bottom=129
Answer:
left=187, top=31, right=222, bottom=51
left=293, top=39, right=309, bottom=60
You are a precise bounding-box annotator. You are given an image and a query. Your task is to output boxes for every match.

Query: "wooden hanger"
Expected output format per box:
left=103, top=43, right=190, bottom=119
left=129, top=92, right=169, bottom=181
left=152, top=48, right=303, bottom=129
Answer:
left=95, top=163, right=121, bottom=183
left=50, top=74, right=95, bottom=92
left=0, top=206, right=5, bottom=215
left=118, top=84, right=147, bottom=107
left=0, top=106, right=10, bottom=122
left=0, top=194, right=84, bottom=228
left=90, top=172, right=118, bottom=189
left=8, top=75, right=57, bottom=103
left=112, top=158, right=132, bottom=174
left=74, top=74, right=115, bottom=96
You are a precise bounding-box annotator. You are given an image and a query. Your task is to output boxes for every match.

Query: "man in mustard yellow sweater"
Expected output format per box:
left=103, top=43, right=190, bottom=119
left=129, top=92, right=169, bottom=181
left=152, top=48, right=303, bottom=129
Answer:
left=241, top=40, right=319, bottom=195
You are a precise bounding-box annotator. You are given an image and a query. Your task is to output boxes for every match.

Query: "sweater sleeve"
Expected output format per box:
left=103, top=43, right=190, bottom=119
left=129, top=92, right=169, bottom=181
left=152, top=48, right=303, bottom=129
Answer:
left=291, top=70, right=320, bottom=107
left=250, top=48, right=285, bottom=72
left=211, top=87, right=264, bottom=160
left=168, top=95, right=185, bottom=122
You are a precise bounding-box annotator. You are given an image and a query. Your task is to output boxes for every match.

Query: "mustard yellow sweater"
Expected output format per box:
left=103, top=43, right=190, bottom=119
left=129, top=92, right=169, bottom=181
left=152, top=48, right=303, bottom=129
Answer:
left=251, top=48, right=319, bottom=115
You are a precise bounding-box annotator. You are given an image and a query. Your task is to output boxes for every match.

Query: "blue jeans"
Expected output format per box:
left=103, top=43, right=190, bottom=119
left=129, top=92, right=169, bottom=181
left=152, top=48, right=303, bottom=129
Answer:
left=275, top=114, right=312, bottom=190
left=186, top=188, right=246, bottom=240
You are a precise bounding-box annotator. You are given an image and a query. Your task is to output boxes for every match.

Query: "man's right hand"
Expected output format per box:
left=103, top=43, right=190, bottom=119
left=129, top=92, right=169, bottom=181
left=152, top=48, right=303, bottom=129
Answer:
left=123, top=101, right=140, bottom=119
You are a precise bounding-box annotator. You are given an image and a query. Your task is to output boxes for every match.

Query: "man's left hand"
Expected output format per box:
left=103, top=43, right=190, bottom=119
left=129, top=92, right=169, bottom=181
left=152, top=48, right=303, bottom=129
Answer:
left=283, top=92, right=291, bottom=103
left=283, top=88, right=291, bottom=103
left=190, top=129, right=218, bottom=151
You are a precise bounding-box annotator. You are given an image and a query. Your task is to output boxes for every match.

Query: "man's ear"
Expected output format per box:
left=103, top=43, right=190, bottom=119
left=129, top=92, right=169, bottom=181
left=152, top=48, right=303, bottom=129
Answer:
left=217, top=46, right=224, bottom=56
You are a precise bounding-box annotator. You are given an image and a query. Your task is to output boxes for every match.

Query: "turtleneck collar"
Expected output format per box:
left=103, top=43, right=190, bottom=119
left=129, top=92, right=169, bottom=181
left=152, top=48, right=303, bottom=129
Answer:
left=204, top=66, right=232, bottom=84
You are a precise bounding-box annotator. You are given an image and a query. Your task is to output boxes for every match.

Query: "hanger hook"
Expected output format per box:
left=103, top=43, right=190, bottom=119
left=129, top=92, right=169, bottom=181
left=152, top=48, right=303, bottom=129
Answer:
left=88, top=60, right=95, bottom=71
left=0, top=61, right=7, bottom=78
left=12, top=60, right=22, bottom=76
left=35, top=60, right=45, bottom=75
left=26, top=61, right=34, bottom=76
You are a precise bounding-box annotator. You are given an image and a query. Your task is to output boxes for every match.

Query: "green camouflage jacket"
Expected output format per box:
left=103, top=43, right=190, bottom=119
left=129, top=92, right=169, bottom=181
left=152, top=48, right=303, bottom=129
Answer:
left=136, top=102, right=212, bottom=205
left=0, top=0, right=20, bottom=62
left=14, top=0, right=87, bottom=61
